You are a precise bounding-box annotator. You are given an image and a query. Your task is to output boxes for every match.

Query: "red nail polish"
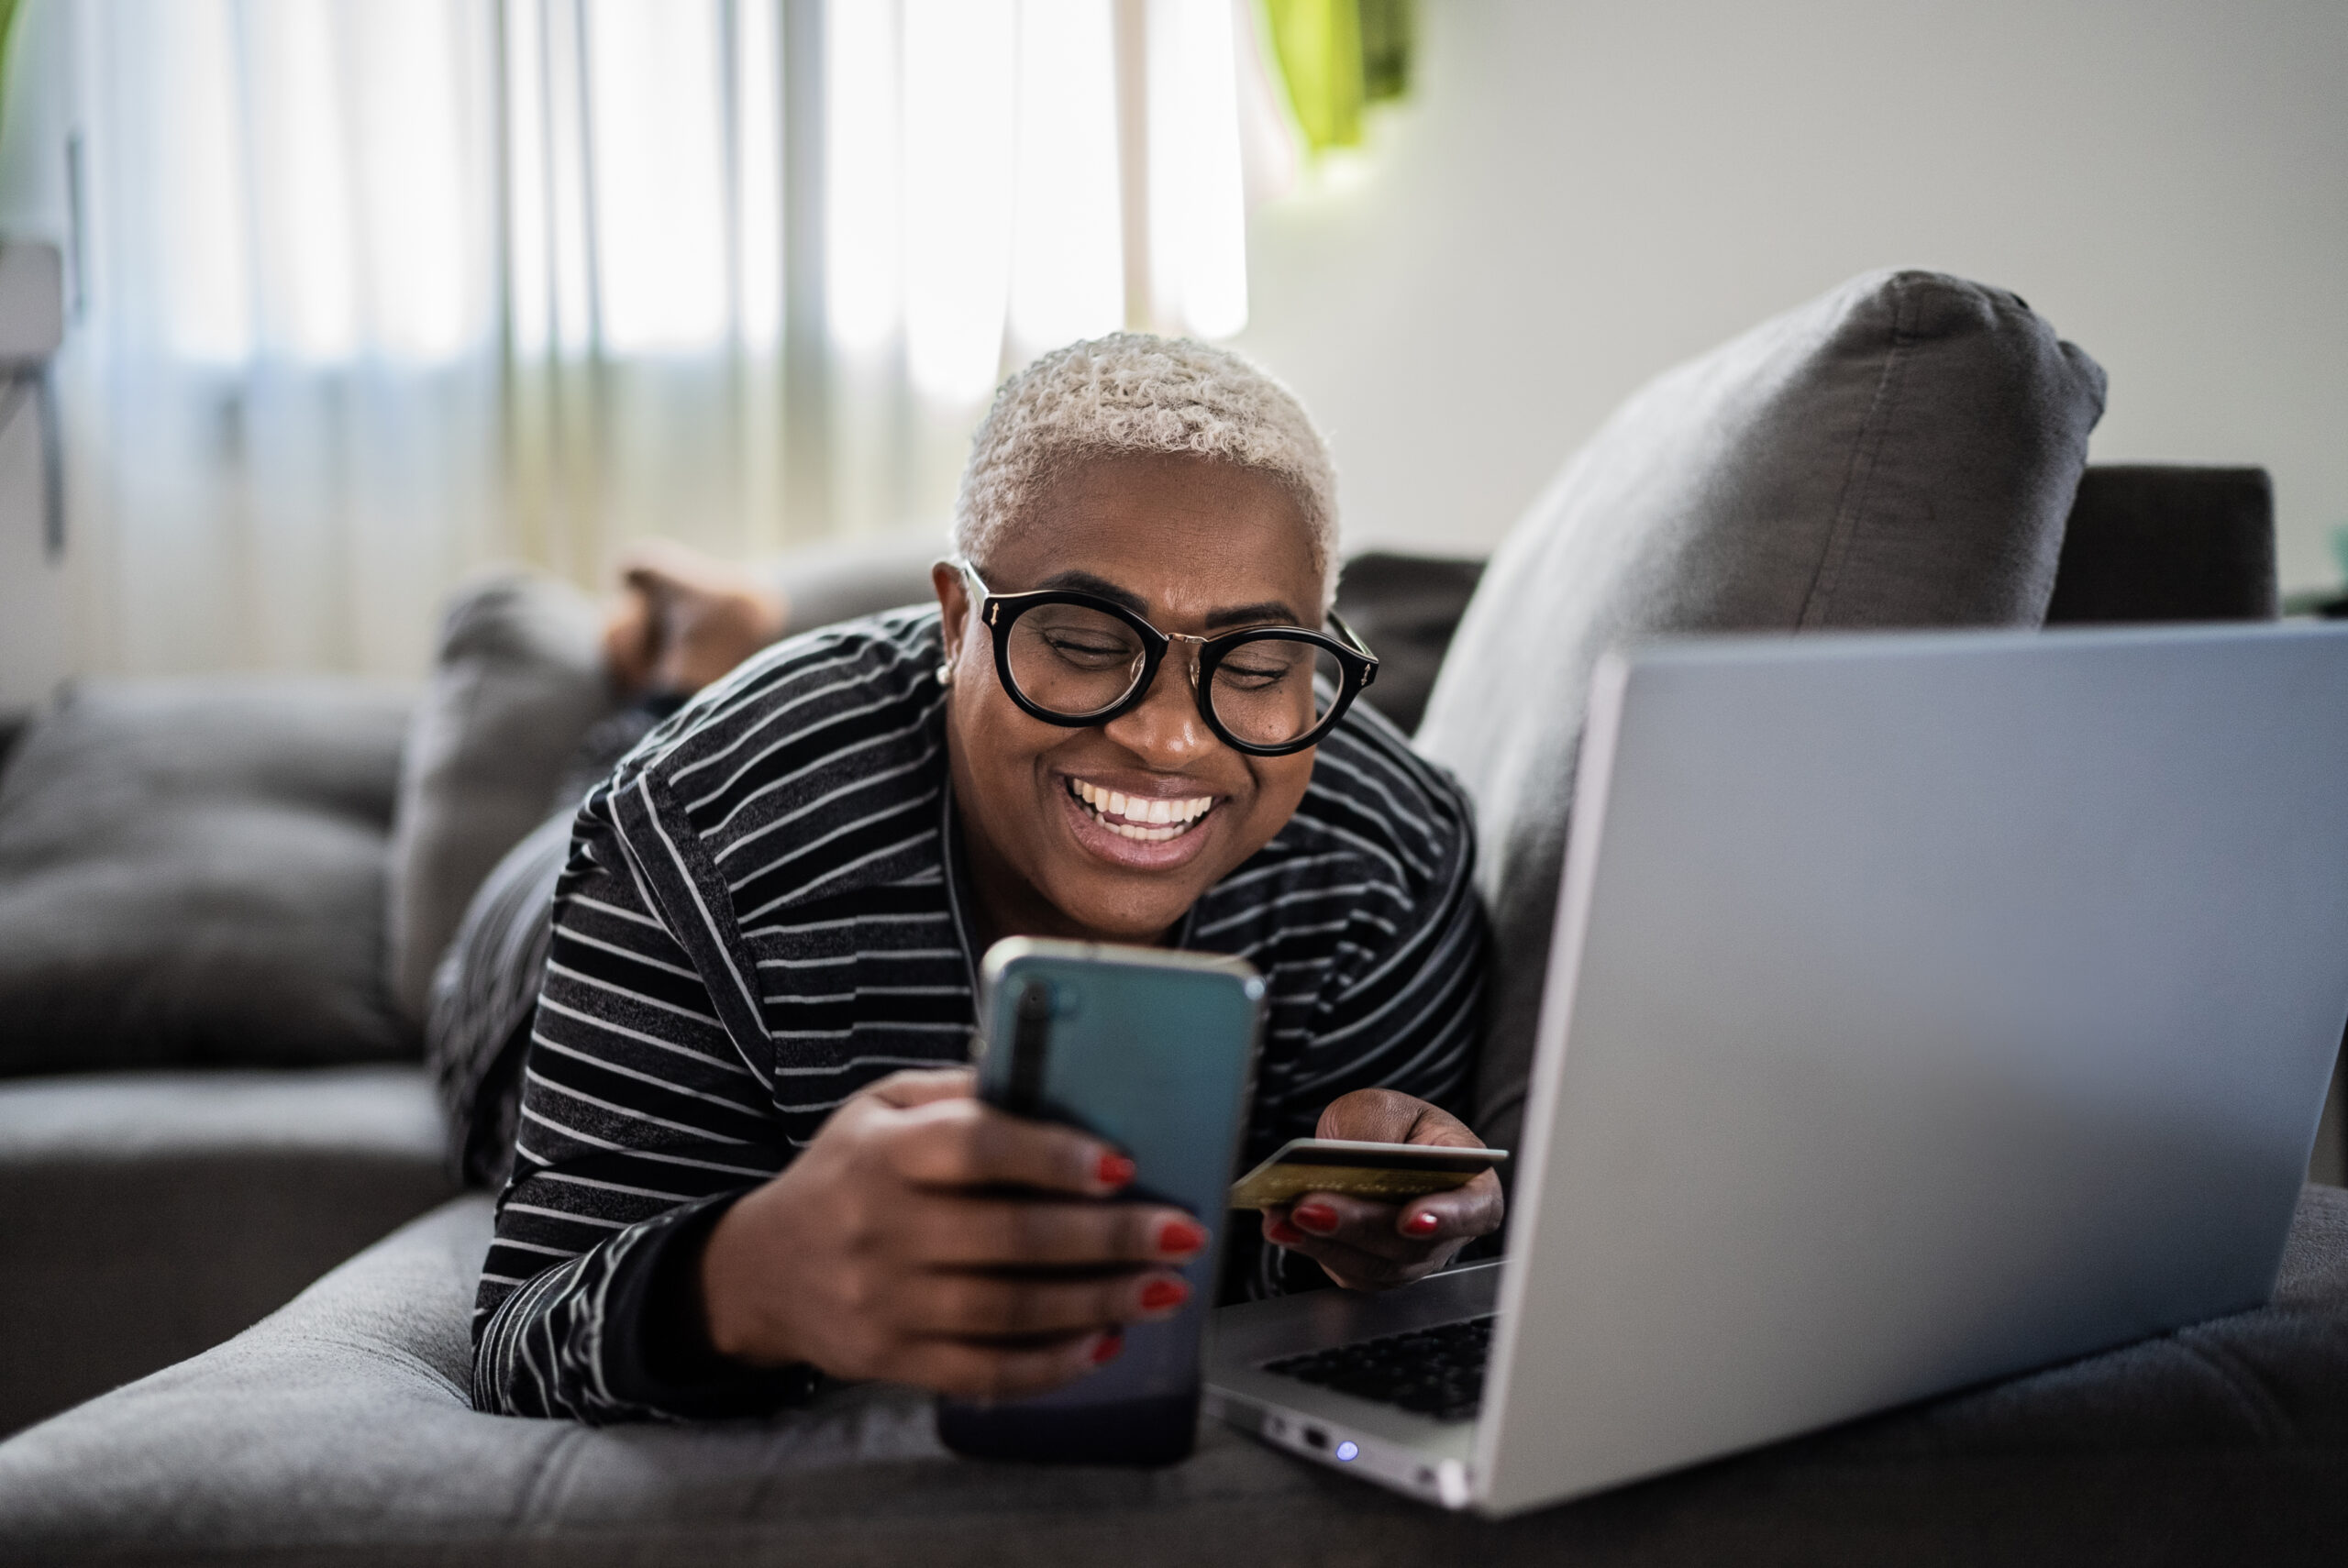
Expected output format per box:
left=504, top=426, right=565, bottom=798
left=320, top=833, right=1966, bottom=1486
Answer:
left=1091, top=1330, right=1124, bottom=1364
left=1292, top=1201, right=1338, bottom=1235
left=1404, top=1210, right=1441, bottom=1237
left=1139, top=1278, right=1189, bottom=1311
left=1097, top=1152, right=1136, bottom=1188
left=1264, top=1217, right=1306, bottom=1246
left=1156, top=1217, right=1208, bottom=1255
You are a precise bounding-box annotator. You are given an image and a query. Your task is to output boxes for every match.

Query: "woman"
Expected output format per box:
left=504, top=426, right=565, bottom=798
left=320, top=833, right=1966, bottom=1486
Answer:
left=472, top=335, right=1499, bottom=1421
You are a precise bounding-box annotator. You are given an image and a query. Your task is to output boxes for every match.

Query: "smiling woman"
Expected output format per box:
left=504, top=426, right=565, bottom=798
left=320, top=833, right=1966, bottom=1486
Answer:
left=469, top=335, right=1497, bottom=1424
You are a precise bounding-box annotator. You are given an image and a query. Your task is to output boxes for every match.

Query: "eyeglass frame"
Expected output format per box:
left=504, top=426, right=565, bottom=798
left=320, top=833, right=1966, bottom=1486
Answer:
left=947, top=558, right=1379, bottom=757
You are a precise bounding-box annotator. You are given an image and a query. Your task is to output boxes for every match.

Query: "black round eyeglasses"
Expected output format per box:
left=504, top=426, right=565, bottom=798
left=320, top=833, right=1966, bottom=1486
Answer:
left=951, top=560, right=1378, bottom=757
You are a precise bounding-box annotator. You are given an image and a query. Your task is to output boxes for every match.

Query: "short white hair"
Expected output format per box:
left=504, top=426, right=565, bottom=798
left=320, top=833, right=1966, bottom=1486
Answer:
left=952, top=333, right=1341, bottom=609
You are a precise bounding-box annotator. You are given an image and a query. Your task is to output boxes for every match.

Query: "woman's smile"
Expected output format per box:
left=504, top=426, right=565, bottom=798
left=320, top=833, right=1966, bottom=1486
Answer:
left=1067, top=778, right=1214, bottom=837
left=1055, top=770, right=1224, bottom=871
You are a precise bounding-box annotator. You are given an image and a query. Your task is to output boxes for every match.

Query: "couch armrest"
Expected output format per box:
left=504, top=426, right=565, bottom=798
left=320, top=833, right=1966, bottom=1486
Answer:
left=0, top=1066, right=455, bottom=1437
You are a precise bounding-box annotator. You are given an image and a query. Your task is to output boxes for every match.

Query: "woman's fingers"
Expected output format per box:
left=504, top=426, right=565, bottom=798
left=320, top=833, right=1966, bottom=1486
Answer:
left=884, top=1094, right=1134, bottom=1198
left=1295, top=1090, right=1506, bottom=1291
left=897, top=1266, right=1192, bottom=1339
left=1278, top=1191, right=1434, bottom=1264
left=895, top=1329, right=1125, bottom=1403
left=1259, top=1214, right=1422, bottom=1290
left=1397, top=1169, right=1506, bottom=1242
left=905, top=1195, right=1208, bottom=1268
left=706, top=1074, right=1213, bottom=1395
left=1263, top=1166, right=1506, bottom=1289
left=860, top=1066, right=979, bottom=1109
left=1315, top=1086, right=1478, bottom=1146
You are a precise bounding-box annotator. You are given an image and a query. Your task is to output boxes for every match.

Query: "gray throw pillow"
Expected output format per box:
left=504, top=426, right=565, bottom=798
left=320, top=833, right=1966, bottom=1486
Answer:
left=383, top=571, right=616, bottom=1023
left=0, top=678, right=415, bottom=1073
left=1416, top=270, right=2108, bottom=1149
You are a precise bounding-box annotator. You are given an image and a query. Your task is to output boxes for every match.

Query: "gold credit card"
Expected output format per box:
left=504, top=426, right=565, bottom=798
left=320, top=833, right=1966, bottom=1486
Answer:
left=1227, top=1138, right=1510, bottom=1209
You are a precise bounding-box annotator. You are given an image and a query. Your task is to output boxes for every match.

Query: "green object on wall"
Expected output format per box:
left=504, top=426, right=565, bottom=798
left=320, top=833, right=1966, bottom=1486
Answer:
left=1263, top=0, right=1412, bottom=153
left=0, top=0, right=23, bottom=147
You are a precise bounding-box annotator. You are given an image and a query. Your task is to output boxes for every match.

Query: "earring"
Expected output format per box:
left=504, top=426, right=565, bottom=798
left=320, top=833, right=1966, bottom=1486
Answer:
left=936, top=660, right=955, bottom=688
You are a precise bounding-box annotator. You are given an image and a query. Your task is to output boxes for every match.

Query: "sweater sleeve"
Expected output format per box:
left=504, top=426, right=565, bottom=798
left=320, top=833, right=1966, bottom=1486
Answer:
left=1282, top=777, right=1489, bottom=1138
left=469, top=800, right=802, bottom=1422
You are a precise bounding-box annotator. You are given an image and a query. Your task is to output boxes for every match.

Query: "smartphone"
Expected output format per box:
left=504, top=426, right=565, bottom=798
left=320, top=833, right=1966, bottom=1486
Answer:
left=1227, top=1137, right=1510, bottom=1209
left=936, top=937, right=1266, bottom=1465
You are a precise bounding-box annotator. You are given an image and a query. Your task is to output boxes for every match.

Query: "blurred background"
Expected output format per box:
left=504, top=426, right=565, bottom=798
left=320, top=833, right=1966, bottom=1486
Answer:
left=0, top=0, right=2341, bottom=710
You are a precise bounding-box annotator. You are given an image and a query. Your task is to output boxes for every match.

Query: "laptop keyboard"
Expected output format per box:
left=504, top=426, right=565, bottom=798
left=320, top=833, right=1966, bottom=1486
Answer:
left=1261, top=1314, right=1496, bottom=1423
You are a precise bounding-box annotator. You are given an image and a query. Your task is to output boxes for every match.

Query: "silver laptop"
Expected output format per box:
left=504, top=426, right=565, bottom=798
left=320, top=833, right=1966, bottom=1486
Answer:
left=1205, top=624, right=2348, bottom=1517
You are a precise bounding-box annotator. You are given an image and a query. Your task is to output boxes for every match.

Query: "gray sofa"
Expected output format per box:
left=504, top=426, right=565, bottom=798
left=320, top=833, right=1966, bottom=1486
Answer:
left=2, top=271, right=2344, bottom=1561
left=1, top=1187, right=2342, bottom=1566
left=0, top=679, right=459, bottom=1438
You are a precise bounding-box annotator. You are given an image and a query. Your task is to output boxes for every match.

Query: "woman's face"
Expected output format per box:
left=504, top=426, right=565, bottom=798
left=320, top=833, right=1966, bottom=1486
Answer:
left=936, top=452, right=1324, bottom=945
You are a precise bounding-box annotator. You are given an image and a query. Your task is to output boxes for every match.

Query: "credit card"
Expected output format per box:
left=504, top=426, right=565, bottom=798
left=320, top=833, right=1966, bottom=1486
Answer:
left=1227, top=1137, right=1509, bottom=1209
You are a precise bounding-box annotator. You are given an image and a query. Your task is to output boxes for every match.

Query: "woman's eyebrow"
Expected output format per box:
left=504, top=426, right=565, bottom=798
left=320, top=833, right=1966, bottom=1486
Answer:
left=1203, top=601, right=1300, bottom=629
left=1034, top=571, right=1301, bottom=629
left=1036, top=570, right=1147, bottom=613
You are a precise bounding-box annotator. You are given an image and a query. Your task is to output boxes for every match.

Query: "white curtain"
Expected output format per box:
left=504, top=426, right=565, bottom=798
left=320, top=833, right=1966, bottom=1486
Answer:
left=52, top=0, right=1277, bottom=679
left=67, top=0, right=504, bottom=677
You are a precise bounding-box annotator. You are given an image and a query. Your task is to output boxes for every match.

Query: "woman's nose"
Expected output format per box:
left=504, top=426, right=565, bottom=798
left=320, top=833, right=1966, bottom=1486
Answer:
left=1101, top=649, right=1214, bottom=766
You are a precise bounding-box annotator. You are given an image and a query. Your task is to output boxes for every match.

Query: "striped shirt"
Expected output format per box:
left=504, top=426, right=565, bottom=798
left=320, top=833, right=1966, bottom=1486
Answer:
left=471, top=608, right=1486, bottom=1422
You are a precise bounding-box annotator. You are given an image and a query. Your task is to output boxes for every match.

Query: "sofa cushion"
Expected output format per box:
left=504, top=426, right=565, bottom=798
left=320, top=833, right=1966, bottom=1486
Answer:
left=1, top=1186, right=2342, bottom=1564
left=2044, top=464, right=2280, bottom=624
left=1416, top=271, right=2108, bottom=1148
left=1332, top=552, right=1487, bottom=737
left=384, top=571, right=617, bottom=1024
left=0, top=1066, right=454, bottom=1437
left=0, top=677, right=415, bottom=1076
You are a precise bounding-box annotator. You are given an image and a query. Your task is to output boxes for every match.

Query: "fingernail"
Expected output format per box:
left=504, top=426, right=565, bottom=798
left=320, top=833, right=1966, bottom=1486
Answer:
left=1091, top=1330, right=1124, bottom=1364
left=1403, top=1210, right=1442, bottom=1237
left=1292, top=1202, right=1338, bottom=1236
left=1264, top=1216, right=1306, bottom=1246
left=1139, top=1277, right=1190, bottom=1312
left=1156, top=1217, right=1209, bottom=1256
left=1096, top=1151, right=1136, bottom=1188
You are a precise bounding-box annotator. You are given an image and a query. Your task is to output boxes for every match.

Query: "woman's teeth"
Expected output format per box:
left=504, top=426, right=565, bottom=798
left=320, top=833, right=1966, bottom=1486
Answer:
left=1069, top=779, right=1213, bottom=843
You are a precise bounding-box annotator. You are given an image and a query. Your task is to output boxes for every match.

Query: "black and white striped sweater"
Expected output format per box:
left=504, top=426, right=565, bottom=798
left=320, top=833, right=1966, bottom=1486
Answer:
left=471, top=608, right=1487, bottom=1422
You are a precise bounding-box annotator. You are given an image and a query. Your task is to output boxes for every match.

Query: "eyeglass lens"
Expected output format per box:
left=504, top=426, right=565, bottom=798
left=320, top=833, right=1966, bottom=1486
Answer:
left=1003, top=603, right=1344, bottom=746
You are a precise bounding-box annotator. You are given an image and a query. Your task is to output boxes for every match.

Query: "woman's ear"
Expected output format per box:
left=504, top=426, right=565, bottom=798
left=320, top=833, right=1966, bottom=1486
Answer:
left=931, top=560, right=971, bottom=676
left=931, top=559, right=968, bottom=634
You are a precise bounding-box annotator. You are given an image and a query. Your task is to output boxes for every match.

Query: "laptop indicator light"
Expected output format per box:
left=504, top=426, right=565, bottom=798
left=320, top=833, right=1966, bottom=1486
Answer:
left=1335, top=1441, right=1359, bottom=1462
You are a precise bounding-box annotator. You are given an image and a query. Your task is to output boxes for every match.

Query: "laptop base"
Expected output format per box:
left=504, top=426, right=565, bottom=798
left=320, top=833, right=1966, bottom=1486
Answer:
left=1203, top=1262, right=1496, bottom=1509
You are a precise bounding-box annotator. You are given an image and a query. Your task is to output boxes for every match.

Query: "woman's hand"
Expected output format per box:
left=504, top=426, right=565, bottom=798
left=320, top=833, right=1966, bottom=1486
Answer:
left=697, top=1067, right=1206, bottom=1400
left=1261, top=1088, right=1504, bottom=1291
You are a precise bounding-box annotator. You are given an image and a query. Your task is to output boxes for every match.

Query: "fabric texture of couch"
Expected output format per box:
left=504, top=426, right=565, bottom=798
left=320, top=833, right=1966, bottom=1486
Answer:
left=383, top=570, right=615, bottom=1025
left=0, top=677, right=416, bottom=1076
left=3, top=1186, right=2343, bottom=1565
left=1417, top=270, right=2110, bottom=1148
left=0, top=1066, right=453, bottom=1437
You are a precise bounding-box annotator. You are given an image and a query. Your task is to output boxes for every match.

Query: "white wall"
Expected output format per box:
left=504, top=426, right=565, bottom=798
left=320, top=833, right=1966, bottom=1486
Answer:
left=1235, top=0, right=2348, bottom=592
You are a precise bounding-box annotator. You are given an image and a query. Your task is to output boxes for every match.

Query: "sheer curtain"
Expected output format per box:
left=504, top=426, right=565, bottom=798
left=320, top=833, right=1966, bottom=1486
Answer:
left=69, top=0, right=504, bottom=677
left=55, top=0, right=1279, bottom=679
